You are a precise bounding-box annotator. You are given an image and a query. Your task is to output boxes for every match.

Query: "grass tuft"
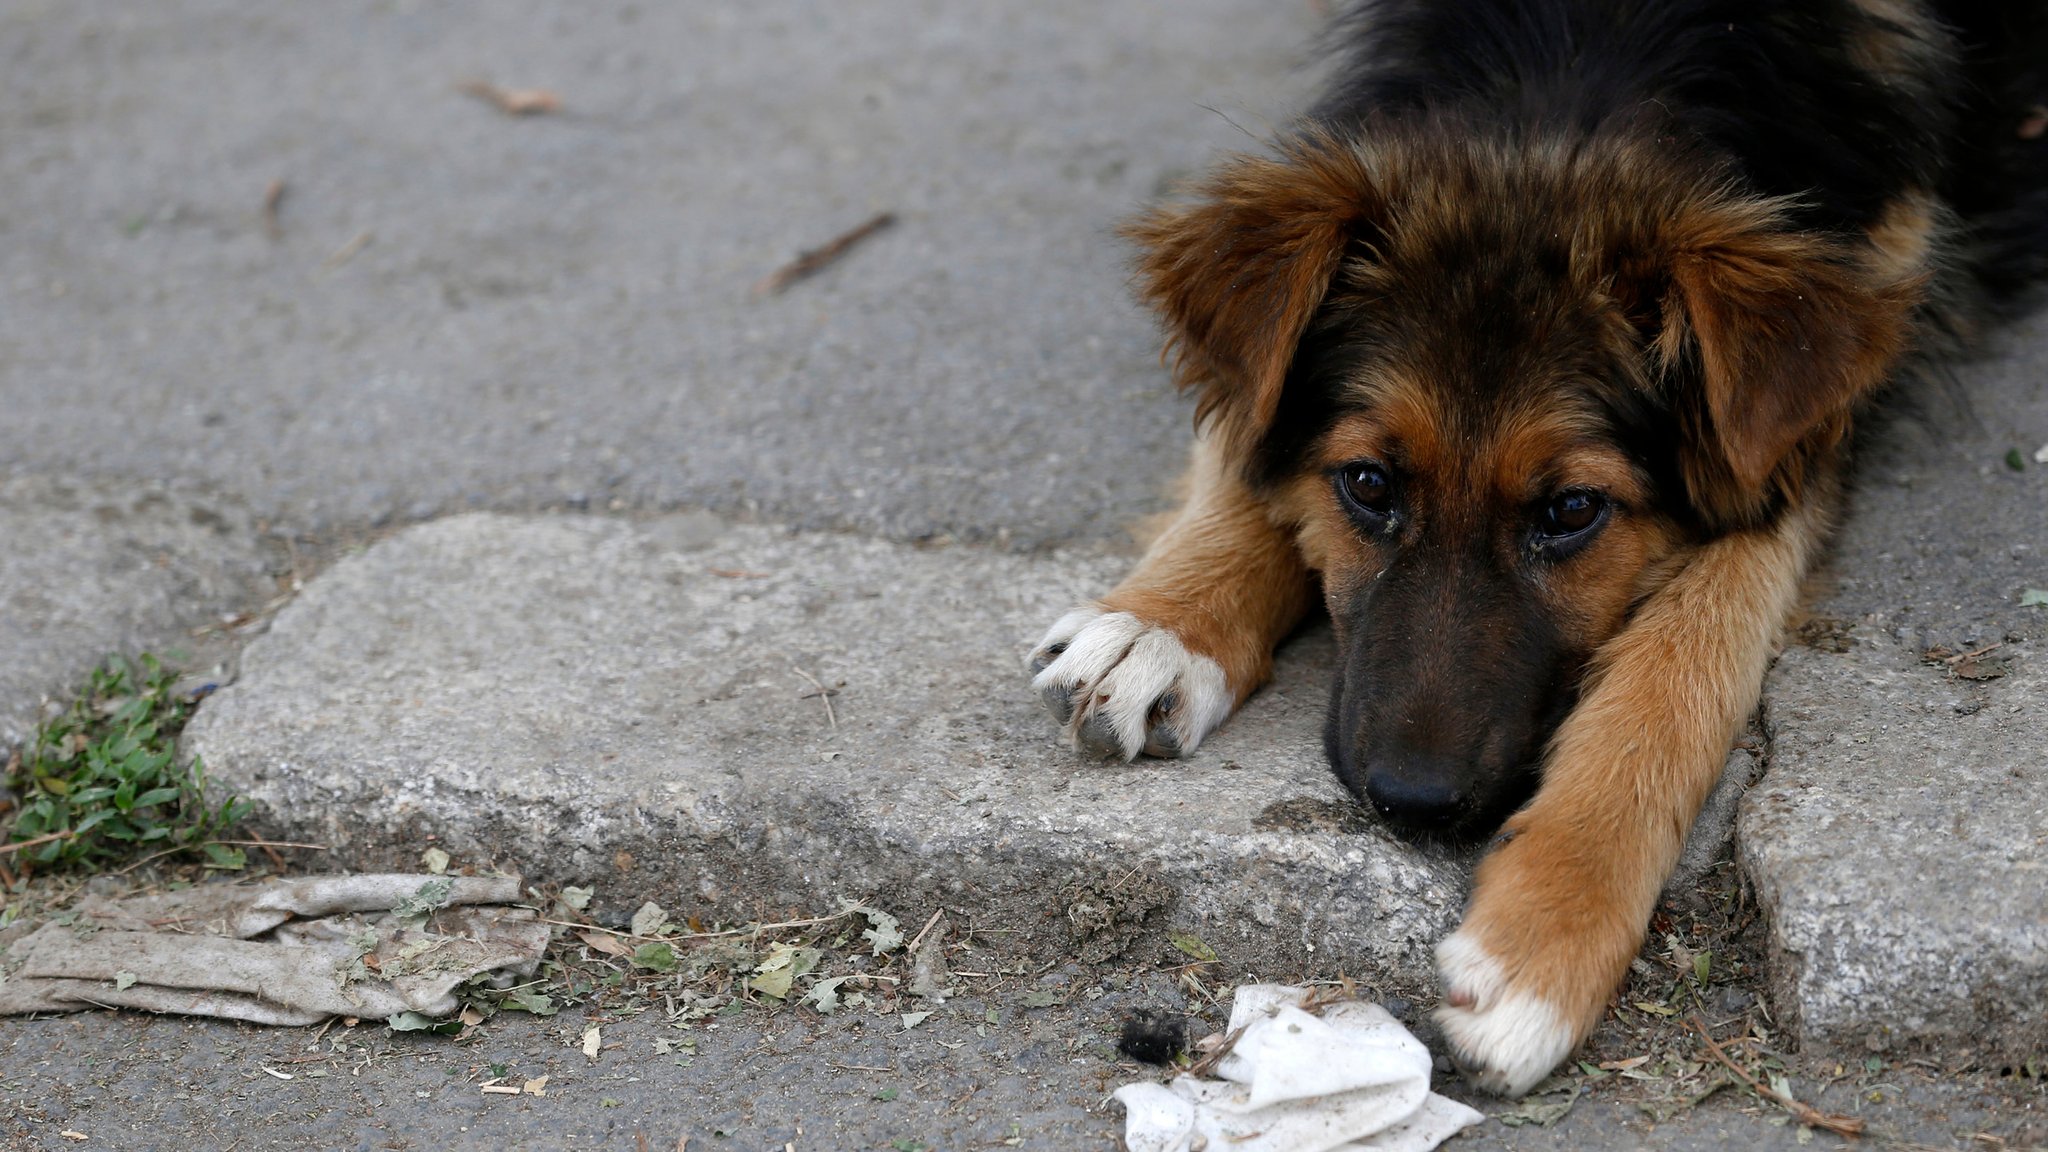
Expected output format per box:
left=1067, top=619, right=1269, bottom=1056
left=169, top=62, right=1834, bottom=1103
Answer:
left=4, top=654, right=248, bottom=872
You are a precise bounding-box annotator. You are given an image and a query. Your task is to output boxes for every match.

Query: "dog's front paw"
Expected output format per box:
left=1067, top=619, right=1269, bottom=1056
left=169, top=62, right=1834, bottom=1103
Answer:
left=1027, top=606, right=1233, bottom=760
left=1432, top=929, right=1584, bottom=1097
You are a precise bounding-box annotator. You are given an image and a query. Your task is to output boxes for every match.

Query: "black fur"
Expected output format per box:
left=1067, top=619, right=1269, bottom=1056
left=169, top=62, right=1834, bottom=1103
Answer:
left=1316, top=0, right=2048, bottom=287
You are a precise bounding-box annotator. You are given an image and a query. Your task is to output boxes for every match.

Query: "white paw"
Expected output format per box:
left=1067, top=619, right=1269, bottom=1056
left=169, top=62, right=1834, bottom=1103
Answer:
left=1027, top=606, right=1233, bottom=760
left=1433, top=930, right=1578, bottom=1097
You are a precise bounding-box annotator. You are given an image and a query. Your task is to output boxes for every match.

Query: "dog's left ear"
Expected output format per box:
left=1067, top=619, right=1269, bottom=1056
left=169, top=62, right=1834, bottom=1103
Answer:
left=1124, top=134, right=1379, bottom=460
left=1657, top=219, right=1918, bottom=524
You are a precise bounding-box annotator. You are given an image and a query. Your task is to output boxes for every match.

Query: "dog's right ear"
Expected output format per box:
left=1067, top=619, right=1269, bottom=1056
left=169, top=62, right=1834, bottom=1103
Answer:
left=1123, top=135, right=1378, bottom=459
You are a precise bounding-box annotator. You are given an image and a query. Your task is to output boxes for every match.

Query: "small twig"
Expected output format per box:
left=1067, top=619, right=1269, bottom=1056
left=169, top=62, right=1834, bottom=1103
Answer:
left=1297, top=974, right=1360, bottom=1014
left=536, top=910, right=850, bottom=943
left=0, top=830, right=77, bottom=856
left=791, top=666, right=838, bottom=729
left=1926, top=641, right=2005, bottom=666
left=322, top=230, right=372, bottom=270
left=110, top=838, right=327, bottom=878
left=753, top=212, right=896, bottom=296
left=262, top=179, right=287, bottom=239
left=1185, top=1022, right=1251, bottom=1079
left=457, top=79, right=561, bottom=116
left=904, top=908, right=946, bottom=955
left=1691, top=1014, right=1865, bottom=1137
left=828, top=1061, right=894, bottom=1074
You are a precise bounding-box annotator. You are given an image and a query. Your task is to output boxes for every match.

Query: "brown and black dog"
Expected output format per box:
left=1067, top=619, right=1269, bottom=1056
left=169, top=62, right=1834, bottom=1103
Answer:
left=1030, top=0, right=2048, bottom=1095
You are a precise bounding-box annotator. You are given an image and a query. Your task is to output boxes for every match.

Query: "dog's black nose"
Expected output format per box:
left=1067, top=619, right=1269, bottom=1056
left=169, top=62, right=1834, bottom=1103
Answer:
left=1362, top=768, right=1464, bottom=829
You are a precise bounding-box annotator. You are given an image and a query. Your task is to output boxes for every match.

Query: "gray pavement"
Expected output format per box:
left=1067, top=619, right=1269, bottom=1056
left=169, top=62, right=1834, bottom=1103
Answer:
left=2, top=0, right=2047, bottom=1148
left=3, top=979, right=2042, bottom=1152
left=0, top=0, right=1321, bottom=547
left=0, top=475, right=271, bottom=749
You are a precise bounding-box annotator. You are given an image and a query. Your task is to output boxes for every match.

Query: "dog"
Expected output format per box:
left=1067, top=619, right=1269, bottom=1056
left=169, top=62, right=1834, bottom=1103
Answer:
left=1029, top=0, right=2048, bottom=1095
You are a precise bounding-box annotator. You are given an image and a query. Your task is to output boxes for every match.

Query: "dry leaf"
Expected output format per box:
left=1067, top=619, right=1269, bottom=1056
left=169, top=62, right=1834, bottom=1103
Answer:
left=458, top=80, right=562, bottom=116
left=630, top=901, right=669, bottom=937
left=579, top=930, right=632, bottom=957
left=524, top=1075, right=549, bottom=1097
left=1496, top=1083, right=1582, bottom=1128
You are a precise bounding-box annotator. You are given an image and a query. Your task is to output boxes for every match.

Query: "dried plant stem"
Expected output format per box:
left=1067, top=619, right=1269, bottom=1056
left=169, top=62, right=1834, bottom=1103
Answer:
left=1691, top=1014, right=1866, bottom=1138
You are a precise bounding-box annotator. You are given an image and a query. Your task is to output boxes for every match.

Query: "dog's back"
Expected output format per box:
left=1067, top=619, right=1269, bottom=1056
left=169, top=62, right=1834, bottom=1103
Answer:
left=1314, top=1, right=2048, bottom=308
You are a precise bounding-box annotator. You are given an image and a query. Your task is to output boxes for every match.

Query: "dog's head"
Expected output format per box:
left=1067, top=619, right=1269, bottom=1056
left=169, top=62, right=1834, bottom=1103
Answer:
left=1127, top=128, right=1914, bottom=839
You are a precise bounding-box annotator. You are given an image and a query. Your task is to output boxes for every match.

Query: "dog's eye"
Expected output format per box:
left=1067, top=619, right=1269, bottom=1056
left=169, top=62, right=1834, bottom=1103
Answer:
left=1539, top=490, right=1607, bottom=539
left=1336, top=462, right=1394, bottom=521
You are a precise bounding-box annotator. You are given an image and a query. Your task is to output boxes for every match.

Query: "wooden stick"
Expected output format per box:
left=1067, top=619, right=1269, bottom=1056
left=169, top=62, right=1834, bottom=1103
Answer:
left=262, top=178, right=287, bottom=239
left=535, top=910, right=850, bottom=943
left=110, top=838, right=327, bottom=877
left=457, top=79, right=561, bottom=116
left=791, top=666, right=838, bottom=729
left=754, top=212, right=895, bottom=295
left=1185, top=1022, right=1250, bottom=1079
left=903, top=908, right=946, bottom=955
left=1690, top=1014, right=1866, bottom=1137
left=0, top=829, right=76, bottom=856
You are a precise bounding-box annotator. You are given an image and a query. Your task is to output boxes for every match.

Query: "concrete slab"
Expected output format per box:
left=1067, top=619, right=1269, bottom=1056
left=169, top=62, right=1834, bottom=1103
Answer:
left=1746, top=632, right=2048, bottom=1059
left=183, top=512, right=1470, bottom=990
left=1738, top=314, right=2048, bottom=1058
left=0, top=0, right=1323, bottom=546
left=0, top=474, right=272, bottom=748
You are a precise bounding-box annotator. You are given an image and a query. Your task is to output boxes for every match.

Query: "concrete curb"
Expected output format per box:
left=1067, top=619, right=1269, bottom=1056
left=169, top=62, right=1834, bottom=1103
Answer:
left=184, top=512, right=1471, bottom=990
left=1742, top=630, right=2048, bottom=1060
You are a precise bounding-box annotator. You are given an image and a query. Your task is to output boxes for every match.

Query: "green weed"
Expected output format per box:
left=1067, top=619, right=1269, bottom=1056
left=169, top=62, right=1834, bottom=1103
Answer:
left=4, top=655, right=248, bottom=872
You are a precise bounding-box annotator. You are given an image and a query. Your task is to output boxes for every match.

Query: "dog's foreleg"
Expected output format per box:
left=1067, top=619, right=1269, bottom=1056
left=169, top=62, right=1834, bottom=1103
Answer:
left=1434, top=501, right=1825, bottom=1095
left=1029, top=437, right=1314, bottom=759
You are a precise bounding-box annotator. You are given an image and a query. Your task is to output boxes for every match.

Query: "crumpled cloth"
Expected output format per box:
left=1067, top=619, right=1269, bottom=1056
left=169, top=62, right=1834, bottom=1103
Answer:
left=1115, top=985, right=1485, bottom=1152
left=0, top=873, right=546, bottom=1025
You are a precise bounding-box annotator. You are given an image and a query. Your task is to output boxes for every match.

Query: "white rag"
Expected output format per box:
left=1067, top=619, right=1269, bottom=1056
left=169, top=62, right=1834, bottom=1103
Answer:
left=1115, top=984, right=1485, bottom=1152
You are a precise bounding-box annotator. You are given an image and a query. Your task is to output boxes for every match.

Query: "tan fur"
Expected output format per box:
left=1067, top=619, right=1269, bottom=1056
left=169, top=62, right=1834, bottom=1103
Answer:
left=1844, top=0, right=1949, bottom=87
left=1456, top=496, right=1829, bottom=1035
left=1098, top=436, right=1317, bottom=704
left=1657, top=213, right=1918, bottom=517
left=1866, top=190, right=1940, bottom=285
left=1123, top=138, right=1381, bottom=464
